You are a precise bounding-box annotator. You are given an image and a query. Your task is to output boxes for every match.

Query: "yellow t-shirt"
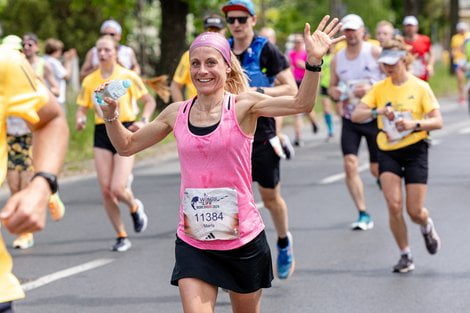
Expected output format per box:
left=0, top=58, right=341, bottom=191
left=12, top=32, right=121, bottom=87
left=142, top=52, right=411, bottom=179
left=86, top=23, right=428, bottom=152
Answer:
left=0, top=47, right=49, bottom=303
left=451, top=32, right=469, bottom=63
left=172, top=50, right=197, bottom=99
left=77, top=65, right=148, bottom=124
left=361, top=74, right=439, bottom=151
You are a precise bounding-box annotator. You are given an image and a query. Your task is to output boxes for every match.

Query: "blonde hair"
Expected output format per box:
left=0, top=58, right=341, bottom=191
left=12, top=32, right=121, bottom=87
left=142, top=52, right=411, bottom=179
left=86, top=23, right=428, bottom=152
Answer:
left=381, top=35, right=414, bottom=67
left=225, top=51, right=249, bottom=94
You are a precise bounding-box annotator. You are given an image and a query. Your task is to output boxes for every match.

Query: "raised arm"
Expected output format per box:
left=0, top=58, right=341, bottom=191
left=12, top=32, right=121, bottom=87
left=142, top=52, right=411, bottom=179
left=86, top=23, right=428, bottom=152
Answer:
left=241, top=16, right=344, bottom=119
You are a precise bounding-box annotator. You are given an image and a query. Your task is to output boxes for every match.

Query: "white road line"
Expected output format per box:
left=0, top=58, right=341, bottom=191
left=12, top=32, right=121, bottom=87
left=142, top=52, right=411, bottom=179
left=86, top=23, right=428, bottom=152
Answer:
left=256, top=201, right=264, bottom=209
left=21, top=258, right=114, bottom=292
left=459, top=127, right=470, bottom=134
left=320, top=163, right=369, bottom=184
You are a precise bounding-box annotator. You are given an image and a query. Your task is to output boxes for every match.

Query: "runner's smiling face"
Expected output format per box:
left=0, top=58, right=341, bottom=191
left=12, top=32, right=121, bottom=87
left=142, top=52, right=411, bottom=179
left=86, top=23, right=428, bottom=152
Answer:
left=190, top=46, right=229, bottom=95
left=226, top=10, right=256, bottom=41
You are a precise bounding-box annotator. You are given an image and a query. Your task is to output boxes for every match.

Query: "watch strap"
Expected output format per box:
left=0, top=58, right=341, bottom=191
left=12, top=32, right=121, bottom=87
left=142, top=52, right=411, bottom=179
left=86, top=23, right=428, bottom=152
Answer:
left=32, top=172, right=58, bottom=194
left=305, top=59, right=323, bottom=72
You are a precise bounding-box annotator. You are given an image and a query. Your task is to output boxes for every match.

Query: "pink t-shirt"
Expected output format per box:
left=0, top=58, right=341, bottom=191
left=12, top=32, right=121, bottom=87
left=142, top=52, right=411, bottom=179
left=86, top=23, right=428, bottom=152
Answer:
left=289, top=49, right=307, bottom=82
left=174, top=93, right=265, bottom=250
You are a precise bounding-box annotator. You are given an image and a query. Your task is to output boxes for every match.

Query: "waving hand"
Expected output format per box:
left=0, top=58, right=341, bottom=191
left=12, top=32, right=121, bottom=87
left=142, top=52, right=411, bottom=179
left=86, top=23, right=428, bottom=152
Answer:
left=304, top=15, right=344, bottom=64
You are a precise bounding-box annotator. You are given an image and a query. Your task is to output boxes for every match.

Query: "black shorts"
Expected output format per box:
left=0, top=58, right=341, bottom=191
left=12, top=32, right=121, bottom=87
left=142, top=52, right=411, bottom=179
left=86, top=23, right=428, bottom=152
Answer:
left=171, top=231, right=273, bottom=293
left=341, top=117, right=379, bottom=163
left=378, top=140, right=429, bottom=184
left=0, top=302, right=13, bottom=313
left=94, top=122, right=133, bottom=154
left=252, top=140, right=280, bottom=189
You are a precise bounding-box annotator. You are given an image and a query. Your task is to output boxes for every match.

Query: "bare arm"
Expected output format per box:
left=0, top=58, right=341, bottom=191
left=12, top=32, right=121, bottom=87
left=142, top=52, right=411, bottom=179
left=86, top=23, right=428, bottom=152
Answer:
left=327, top=56, right=341, bottom=101
left=101, top=94, right=179, bottom=156
left=262, top=68, right=298, bottom=97
left=1, top=92, right=69, bottom=234
left=129, top=49, right=141, bottom=75
left=238, top=16, right=344, bottom=132
left=395, top=108, right=442, bottom=132
left=351, top=101, right=377, bottom=123
left=44, top=62, right=60, bottom=97
left=79, top=49, right=98, bottom=81
left=63, top=49, right=77, bottom=80
left=75, top=105, right=88, bottom=130
left=170, top=80, right=185, bottom=102
left=128, top=93, right=157, bottom=131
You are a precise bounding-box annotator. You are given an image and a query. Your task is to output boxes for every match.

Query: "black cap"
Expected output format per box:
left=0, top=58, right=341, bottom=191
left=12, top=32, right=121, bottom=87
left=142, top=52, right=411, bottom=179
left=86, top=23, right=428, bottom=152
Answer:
left=203, top=14, right=225, bottom=30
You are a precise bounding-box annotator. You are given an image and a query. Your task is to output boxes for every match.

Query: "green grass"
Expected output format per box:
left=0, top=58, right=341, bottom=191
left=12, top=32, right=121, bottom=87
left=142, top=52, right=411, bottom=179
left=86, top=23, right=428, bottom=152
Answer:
left=428, top=61, right=458, bottom=97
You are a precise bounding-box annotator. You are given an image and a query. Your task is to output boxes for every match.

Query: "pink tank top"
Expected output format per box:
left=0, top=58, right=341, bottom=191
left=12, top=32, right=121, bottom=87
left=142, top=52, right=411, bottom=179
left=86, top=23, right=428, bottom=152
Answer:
left=174, top=93, right=265, bottom=250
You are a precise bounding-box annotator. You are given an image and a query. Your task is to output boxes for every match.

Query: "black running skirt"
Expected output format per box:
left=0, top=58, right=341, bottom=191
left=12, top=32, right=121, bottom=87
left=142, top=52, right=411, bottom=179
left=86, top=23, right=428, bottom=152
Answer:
left=171, top=230, right=273, bottom=293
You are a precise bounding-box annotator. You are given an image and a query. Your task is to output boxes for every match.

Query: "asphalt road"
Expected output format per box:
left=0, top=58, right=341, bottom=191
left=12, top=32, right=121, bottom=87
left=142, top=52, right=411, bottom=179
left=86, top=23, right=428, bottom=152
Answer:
left=3, top=97, right=470, bottom=313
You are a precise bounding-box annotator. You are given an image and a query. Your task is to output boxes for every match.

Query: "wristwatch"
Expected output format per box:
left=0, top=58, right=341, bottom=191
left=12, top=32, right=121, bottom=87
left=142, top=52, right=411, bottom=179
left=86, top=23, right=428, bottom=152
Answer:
left=305, top=59, right=324, bottom=72
left=32, top=172, right=58, bottom=194
left=415, top=122, right=421, bottom=130
left=256, top=87, right=265, bottom=94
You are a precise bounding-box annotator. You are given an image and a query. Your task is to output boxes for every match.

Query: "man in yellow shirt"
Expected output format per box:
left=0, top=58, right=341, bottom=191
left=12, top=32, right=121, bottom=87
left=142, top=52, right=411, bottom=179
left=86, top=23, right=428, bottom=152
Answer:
left=170, top=14, right=226, bottom=101
left=451, top=21, right=469, bottom=105
left=0, top=46, right=68, bottom=311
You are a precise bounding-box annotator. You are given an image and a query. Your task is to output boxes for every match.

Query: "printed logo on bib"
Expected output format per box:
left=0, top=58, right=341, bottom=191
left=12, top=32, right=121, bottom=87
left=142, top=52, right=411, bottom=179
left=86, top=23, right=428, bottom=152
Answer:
left=183, top=188, right=239, bottom=241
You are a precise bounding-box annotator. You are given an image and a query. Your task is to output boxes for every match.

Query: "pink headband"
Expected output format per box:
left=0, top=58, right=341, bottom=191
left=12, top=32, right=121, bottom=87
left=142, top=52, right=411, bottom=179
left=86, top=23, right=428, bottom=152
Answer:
left=189, top=32, right=231, bottom=66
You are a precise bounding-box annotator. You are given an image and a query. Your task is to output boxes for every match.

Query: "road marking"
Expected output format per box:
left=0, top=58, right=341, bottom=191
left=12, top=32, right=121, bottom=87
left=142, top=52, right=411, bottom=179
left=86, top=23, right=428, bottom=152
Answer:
left=320, top=163, right=369, bottom=184
left=256, top=201, right=263, bottom=209
left=21, top=258, right=114, bottom=292
left=459, top=127, right=470, bottom=134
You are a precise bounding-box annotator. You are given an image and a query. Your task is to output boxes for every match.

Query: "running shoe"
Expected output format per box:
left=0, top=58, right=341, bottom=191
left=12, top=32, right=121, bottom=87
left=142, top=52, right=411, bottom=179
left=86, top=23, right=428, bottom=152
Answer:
left=422, top=218, right=441, bottom=255
left=294, top=139, right=304, bottom=147
left=392, top=254, right=415, bottom=273
left=312, top=122, right=319, bottom=134
left=49, top=192, right=65, bottom=221
left=13, top=233, right=34, bottom=249
left=280, top=134, right=295, bottom=160
left=351, top=211, right=374, bottom=230
left=131, top=199, right=148, bottom=233
left=277, top=232, right=295, bottom=279
left=111, top=237, right=132, bottom=252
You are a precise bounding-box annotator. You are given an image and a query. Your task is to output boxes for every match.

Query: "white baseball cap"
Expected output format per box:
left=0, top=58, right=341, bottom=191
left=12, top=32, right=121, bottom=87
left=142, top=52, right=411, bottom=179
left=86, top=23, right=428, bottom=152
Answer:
left=378, top=49, right=407, bottom=65
left=341, top=14, right=364, bottom=31
left=457, top=22, right=468, bottom=31
left=403, top=16, right=418, bottom=26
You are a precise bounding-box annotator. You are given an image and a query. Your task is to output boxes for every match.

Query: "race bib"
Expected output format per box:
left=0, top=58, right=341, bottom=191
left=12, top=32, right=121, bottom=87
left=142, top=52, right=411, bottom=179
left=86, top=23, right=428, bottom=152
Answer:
left=183, top=188, right=239, bottom=241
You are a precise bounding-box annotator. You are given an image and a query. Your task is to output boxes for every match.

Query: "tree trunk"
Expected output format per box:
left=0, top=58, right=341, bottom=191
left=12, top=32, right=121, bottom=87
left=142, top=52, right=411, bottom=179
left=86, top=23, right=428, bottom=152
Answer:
left=158, top=0, right=188, bottom=77
left=404, top=0, right=420, bottom=16
left=449, top=0, right=460, bottom=73
left=450, top=0, right=459, bottom=38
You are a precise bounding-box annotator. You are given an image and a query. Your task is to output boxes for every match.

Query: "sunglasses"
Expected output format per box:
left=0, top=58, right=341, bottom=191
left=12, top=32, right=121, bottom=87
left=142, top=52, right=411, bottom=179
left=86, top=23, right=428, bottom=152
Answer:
left=101, top=32, right=116, bottom=37
left=226, top=16, right=249, bottom=25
